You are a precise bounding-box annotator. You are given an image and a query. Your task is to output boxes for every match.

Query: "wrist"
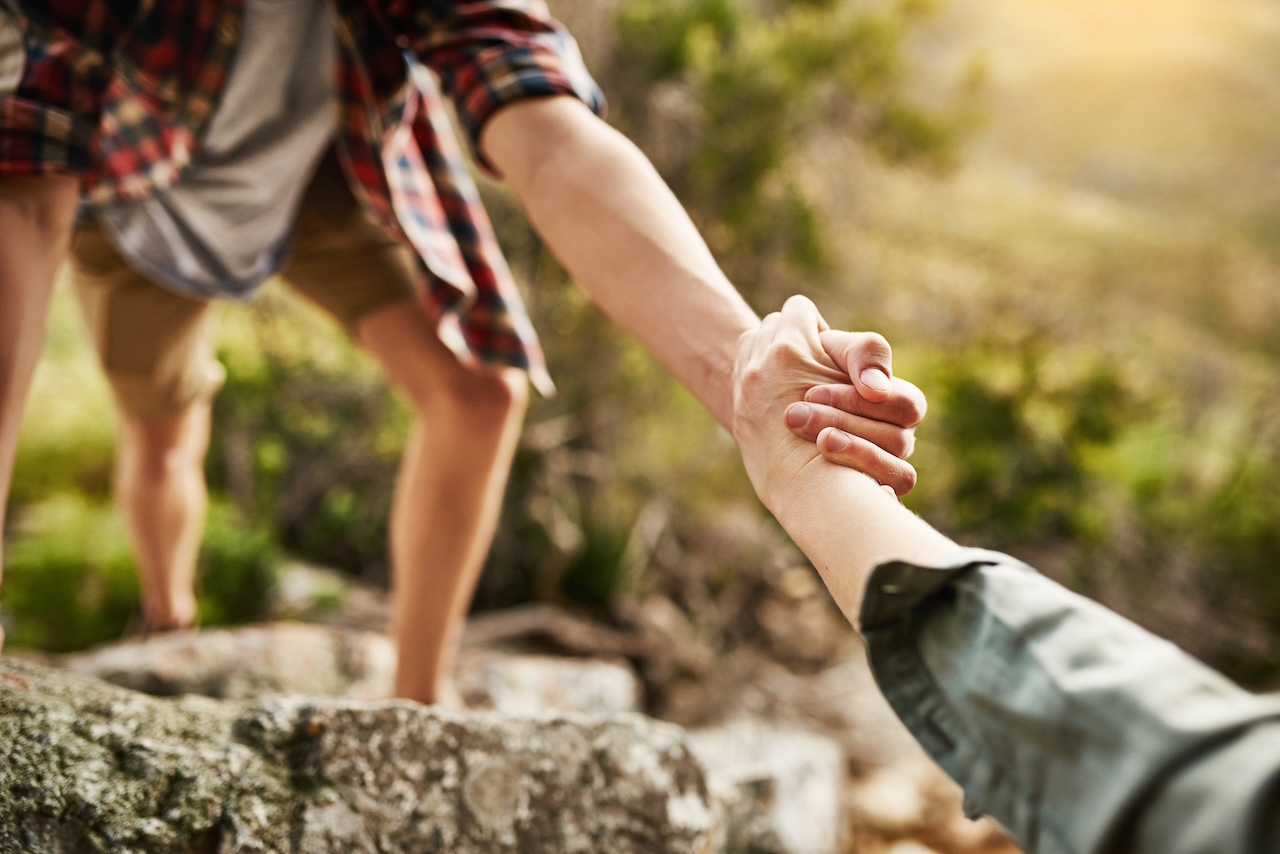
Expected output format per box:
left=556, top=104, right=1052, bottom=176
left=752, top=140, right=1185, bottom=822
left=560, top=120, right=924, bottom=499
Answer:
left=758, top=448, right=831, bottom=524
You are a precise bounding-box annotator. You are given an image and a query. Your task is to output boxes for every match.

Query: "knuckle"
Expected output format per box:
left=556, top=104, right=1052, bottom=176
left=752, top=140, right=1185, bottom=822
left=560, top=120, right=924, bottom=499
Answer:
left=898, top=464, right=918, bottom=494
left=887, top=431, right=913, bottom=459
left=890, top=380, right=926, bottom=424
left=832, top=385, right=862, bottom=414
left=775, top=340, right=808, bottom=366
left=861, top=331, right=892, bottom=362
left=848, top=437, right=878, bottom=466
left=900, top=395, right=925, bottom=426
left=741, top=364, right=768, bottom=389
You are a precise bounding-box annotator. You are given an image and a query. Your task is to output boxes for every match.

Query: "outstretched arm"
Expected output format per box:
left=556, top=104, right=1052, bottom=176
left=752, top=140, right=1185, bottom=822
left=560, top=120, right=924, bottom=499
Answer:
left=482, top=97, right=755, bottom=430
left=0, top=175, right=81, bottom=592
left=481, top=96, right=923, bottom=493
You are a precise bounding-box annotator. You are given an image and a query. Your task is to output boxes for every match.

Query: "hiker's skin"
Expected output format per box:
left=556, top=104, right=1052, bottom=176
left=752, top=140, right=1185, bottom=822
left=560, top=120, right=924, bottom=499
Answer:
left=68, top=153, right=532, bottom=710
left=0, top=2, right=921, bottom=696
left=732, top=295, right=1280, bottom=854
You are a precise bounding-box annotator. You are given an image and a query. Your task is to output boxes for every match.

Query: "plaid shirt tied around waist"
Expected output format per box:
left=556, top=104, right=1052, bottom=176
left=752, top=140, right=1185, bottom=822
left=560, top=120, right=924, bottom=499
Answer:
left=0, top=0, right=605, bottom=393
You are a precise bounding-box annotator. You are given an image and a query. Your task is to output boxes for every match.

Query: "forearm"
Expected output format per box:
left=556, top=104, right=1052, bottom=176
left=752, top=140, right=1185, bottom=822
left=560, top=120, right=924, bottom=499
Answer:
left=0, top=176, right=80, bottom=549
left=767, top=457, right=957, bottom=626
left=483, top=97, right=758, bottom=430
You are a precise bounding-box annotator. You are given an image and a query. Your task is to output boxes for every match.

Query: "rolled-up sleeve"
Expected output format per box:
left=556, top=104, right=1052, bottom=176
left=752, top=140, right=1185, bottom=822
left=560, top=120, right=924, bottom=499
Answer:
left=0, top=1, right=121, bottom=177
left=412, top=0, right=605, bottom=172
left=859, top=548, right=1280, bottom=854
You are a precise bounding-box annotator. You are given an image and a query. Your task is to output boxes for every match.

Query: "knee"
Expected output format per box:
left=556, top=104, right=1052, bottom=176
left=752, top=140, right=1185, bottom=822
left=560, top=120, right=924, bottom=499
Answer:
left=413, top=364, right=529, bottom=428
left=118, top=414, right=208, bottom=483
left=448, top=365, right=529, bottom=423
left=121, top=440, right=198, bottom=484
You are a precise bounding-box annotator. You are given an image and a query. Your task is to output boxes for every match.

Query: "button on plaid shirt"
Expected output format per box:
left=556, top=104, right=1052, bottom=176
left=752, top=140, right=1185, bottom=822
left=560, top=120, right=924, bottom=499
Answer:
left=0, top=0, right=604, bottom=392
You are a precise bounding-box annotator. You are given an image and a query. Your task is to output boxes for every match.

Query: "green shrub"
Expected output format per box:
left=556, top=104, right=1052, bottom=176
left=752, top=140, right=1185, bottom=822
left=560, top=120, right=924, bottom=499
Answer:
left=195, top=500, right=280, bottom=626
left=207, top=291, right=406, bottom=581
left=907, top=327, right=1142, bottom=546
left=2, top=494, right=138, bottom=651
left=1, top=495, right=280, bottom=651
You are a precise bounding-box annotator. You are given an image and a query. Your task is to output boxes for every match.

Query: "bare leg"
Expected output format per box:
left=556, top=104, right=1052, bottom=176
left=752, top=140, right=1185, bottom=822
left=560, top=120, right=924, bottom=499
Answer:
left=115, top=400, right=211, bottom=631
left=0, top=175, right=80, bottom=646
left=355, top=301, right=527, bottom=705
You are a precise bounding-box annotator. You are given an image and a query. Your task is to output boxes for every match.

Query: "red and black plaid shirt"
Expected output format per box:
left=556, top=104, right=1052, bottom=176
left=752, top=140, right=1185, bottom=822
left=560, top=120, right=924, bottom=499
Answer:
left=0, top=0, right=604, bottom=391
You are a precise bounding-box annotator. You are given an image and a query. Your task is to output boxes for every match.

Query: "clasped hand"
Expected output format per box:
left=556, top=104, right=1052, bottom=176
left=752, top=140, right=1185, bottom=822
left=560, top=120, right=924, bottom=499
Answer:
left=732, top=296, right=925, bottom=511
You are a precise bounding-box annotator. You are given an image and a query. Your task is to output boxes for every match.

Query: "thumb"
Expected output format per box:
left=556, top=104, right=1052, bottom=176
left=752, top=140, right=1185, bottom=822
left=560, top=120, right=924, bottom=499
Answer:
left=818, top=329, right=893, bottom=403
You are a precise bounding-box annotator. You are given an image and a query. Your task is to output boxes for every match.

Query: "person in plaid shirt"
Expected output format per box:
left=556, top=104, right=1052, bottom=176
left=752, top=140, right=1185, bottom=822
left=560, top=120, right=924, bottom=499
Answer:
left=0, top=0, right=925, bottom=700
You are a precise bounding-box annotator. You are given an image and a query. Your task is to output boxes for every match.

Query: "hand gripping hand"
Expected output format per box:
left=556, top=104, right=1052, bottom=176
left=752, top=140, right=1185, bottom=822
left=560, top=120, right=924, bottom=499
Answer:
left=781, top=325, right=925, bottom=497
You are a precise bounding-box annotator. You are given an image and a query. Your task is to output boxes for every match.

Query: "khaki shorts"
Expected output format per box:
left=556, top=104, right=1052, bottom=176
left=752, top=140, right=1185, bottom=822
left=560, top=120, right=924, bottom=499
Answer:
left=71, top=152, right=419, bottom=420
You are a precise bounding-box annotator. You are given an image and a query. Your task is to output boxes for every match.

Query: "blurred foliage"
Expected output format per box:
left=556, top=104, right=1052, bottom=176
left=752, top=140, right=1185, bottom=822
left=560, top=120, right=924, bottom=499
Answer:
left=5, top=0, right=1280, bottom=693
left=207, top=290, right=408, bottom=582
left=194, top=500, right=280, bottom=628
left=608, top=0, right=978, bottom=295
left=906, top=324, right=1144, bottom=545
left=3, top=495, right=138, bottom=651
left=2, top=494, right=276, bottom=650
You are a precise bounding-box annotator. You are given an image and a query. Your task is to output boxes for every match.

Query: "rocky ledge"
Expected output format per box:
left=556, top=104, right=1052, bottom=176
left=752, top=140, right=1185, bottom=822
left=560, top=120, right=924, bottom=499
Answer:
left=0, top=657, right=718, bottom=853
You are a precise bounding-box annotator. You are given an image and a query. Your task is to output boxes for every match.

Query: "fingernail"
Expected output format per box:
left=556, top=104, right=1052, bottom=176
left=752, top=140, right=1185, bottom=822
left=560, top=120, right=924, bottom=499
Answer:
left=824, top=429, right=851, bottom=452
left=785, top=403, right=812, bottom=428
left=860, top=368, right=891, bottom=393
left=806, top=386, right=832, bottom=405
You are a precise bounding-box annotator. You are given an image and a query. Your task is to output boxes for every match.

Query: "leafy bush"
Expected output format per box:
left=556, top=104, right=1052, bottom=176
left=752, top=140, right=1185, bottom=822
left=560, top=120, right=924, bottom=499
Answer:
left=2, top=495, right=139, bottom=651
left=907, top=325, right=1144, bottom=546
left=207, top=289, right=407, bottom=582
left=195, top=499, right=280, bottom=626
left=1, top=494, right=279, bottom=650
left=609, top=0, right=978, bottom=294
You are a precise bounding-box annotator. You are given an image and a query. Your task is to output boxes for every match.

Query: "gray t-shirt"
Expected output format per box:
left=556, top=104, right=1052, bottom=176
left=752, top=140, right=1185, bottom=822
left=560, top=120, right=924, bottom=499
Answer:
left=92, top=0, right=337, bottom=300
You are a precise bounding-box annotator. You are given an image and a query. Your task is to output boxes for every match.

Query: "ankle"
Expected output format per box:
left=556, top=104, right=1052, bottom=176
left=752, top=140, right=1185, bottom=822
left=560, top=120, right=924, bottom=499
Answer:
left=144, top=594, right=197, bottom=632
left=394, top=677, right=463, bottom=709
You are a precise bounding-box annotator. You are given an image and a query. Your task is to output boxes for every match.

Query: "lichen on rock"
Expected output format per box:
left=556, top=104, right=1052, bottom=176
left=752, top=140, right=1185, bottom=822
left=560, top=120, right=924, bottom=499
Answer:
left=0, top=659, right=719, bottom=853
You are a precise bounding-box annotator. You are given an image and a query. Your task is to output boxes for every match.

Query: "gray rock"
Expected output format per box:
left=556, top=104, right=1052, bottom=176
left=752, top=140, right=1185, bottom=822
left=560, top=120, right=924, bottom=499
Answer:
left=0, top=658, right=718, bottom=853
left=59, top=623, right=643, bottom=716
left=456, top=649, right=642, bottom=715
left=689, top=717, right=845, bottom=854
left=0, top=659, right=284, bottom=853
left=247, top=700, right=716, bottom=853
left=58, top=623, right=396, bottom=701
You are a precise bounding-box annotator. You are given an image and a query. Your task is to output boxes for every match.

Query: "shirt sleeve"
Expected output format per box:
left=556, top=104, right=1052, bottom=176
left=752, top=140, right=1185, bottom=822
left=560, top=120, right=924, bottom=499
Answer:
left=859, top=548, right=1280, bottom=854
left=1119, top=721, right=1280, bottom=854
left=410, top=0, right=606, bottom=173
left=0, top=2, right=117, bottom=177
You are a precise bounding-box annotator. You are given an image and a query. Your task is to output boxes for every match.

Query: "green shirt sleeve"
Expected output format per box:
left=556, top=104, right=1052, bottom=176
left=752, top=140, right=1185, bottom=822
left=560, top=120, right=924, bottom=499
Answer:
left=859, top=548, right=1280, bottom=854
